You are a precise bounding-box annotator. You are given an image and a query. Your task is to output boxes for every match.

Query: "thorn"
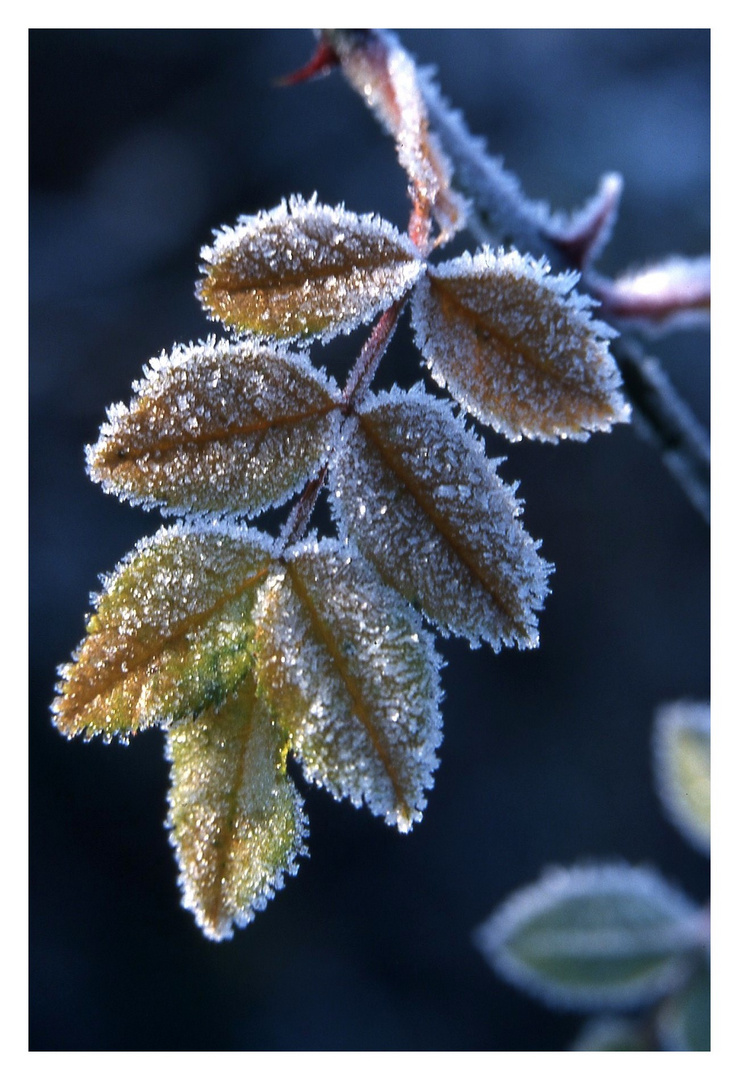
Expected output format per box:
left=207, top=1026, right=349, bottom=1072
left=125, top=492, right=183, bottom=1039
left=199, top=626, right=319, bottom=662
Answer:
left=547, top=173, right=623, bottom=271
left=276, top=39, right=340, bottom=87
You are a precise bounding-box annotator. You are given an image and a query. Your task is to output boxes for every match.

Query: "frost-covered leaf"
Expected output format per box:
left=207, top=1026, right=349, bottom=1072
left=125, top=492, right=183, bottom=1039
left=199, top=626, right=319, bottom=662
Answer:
left=592, top=255, right=711, bottom=334
left=52, top=522, right=276, bottom=740
left=411, top=247, right=630, bottom=442
left=653, top=701, right=710, bottom=856
left=322, top=30, right=467, bottom=246
left=656, top=957, right=710, bottom=1051
left=330, top=386, right=550, bottom=649
left=197, top=196, right=424, bottom=343
left=475, top=863, right=704, bottom=1010
left=571, top=1015, right=652, bottom=1051
left=166, top=674, right=307, bottom=941
left=87, top=338, right=341, bottom=518
left=252, top=538, right=443, bottom=831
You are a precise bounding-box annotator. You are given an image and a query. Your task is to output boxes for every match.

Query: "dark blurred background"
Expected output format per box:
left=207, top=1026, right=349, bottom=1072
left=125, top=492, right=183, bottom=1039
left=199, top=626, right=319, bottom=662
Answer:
left=29, top=29, right=710, bottom=1051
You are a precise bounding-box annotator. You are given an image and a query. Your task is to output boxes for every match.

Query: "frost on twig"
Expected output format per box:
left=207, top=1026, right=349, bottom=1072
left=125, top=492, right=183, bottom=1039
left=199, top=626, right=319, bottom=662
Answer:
left=589, top=256, right=710, bottom=335
left=612, top=337, right=710, bottom=524
left=407, top=39, right=710, bottom=519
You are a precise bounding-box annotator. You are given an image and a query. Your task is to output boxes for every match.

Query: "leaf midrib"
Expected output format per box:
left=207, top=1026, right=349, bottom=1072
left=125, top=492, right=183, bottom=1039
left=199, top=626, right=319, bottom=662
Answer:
left=63, top=559, right=273, bottom=722
left=210, top=242, right=420, bottom=295
left=430, top=274, right=608, bottom=405
left=358, top=409, right=528, bottom=637
left=285, top=558, right=411, bottom=822
left=99, top=402, right=340, bottom=466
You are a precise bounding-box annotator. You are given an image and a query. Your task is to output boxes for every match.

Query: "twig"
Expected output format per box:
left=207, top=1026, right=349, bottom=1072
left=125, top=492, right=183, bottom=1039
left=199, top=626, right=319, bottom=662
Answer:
left=416, top=42, right=711, bottom=524
left=612, top=338, right=710, bottom=524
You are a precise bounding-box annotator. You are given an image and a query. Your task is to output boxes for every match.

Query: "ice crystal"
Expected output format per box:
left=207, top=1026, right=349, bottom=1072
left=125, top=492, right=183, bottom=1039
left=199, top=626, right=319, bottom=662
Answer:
left=411, top=247, right=629, bottom=442
left=88, top=337, right=342, bottom=518
left=252, top=538, right=443, bottom=831
left=166, top=673, right=307, bottom=941
left=330, top=385, right=551, bottom=648
left=197, top=195, right=424, bottom=343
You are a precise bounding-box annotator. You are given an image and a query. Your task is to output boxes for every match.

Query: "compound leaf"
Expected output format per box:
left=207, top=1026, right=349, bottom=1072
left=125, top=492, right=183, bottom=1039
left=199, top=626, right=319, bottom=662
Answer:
left=197, top=195, right=424, bottom=343
left=252, top=538, right=443, bottom=831
left=330, top=386, right=550, bottom=649
left=475, top=862, right=704, bottom=1010
left=411, top=247, right=630, bottom=442
left=52, top=522, right=276, bottom=741
left=87, top=338, right=341, bottom=519
left=166, top=673, right=307, bottom=942
left=653, top=701, right=710, bottom=856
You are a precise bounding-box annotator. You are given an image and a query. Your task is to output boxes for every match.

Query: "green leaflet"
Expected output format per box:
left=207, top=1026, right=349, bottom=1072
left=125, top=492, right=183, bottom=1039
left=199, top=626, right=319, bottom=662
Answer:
left=166, top=674, right=307, bottom=941
left=476, top=863, right=704, bottom=1010
left=253, top=538, right=443, bottom=832
left=52, top=522, right=275, bottom=740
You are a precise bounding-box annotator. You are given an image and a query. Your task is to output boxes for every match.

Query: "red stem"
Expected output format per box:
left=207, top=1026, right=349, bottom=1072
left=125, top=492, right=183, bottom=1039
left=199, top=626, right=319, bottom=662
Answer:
left=278, top=291, right=410, bottom=554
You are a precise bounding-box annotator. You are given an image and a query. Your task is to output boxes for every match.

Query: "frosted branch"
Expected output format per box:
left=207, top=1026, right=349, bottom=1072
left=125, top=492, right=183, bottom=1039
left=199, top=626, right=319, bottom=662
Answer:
left=412, top=38, right=710, bottom=522
left=612, top=338, right=710, bottom=524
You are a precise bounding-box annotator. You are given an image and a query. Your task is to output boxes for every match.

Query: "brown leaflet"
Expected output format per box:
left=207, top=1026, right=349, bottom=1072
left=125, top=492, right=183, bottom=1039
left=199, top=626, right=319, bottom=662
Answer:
left=330, top=387, right=551, bottom=650
left=411, top=247, right=630, bottom=442
left=88, top=338, right=342, bottom=518
left=197, top=195, right=424, bottom=342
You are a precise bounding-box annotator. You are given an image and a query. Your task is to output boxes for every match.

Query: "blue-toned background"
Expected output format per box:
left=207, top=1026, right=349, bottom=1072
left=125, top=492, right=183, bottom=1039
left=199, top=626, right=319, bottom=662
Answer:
left=30, top=29, right=710, bottom=1051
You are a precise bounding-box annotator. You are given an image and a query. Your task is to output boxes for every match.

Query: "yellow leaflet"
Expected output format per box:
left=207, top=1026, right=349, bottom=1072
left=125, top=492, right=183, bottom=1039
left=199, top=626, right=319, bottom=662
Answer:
left=653, top=702, right=710, bottom=855
left=52, top=523, right=275, bottom=740
left=166, top=674, right=307, bottom=941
